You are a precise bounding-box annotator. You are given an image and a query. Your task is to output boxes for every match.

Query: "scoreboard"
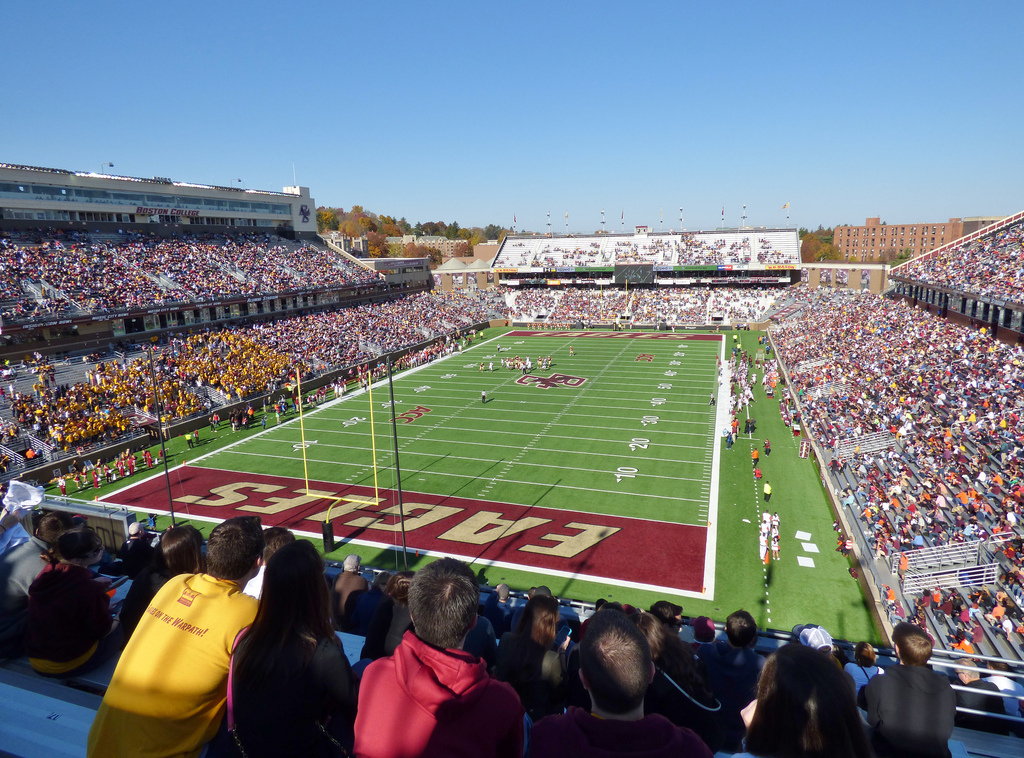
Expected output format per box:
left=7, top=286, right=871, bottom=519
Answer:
left=614, top=263, right=654, bottom=285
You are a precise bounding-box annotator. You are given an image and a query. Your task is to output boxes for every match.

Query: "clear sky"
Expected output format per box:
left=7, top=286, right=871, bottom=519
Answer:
left=4, top=1, right=1022, bottom=233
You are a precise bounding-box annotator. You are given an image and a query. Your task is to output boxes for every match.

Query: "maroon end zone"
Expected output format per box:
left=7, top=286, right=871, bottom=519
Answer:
left=105, top=467, right=707, bottom=593
left=505, top=331, right=723, bottom=341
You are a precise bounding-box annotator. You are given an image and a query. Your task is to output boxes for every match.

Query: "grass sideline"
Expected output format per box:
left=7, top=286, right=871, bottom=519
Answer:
left=56, top=326, right=880, bottom=643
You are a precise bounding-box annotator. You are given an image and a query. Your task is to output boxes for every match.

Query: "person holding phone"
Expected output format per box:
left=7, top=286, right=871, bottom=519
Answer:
left=496, top=594, right=569, bottom=721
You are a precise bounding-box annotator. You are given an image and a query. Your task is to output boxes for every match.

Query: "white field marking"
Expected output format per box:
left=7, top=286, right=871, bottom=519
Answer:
left=742, top=518, right=751, bottom=523
left=701, top=335, right=732, bottom=598
left=225, top=440, right=710, bottom=483
left=288, top=418, right=713, bottom=449
left=256, top=435, right=712, bottom=468
left=801, top=543, right=820, bottom=553
left=294, top=415, right=714, bottom=437
left=115, top=507, right=711, bottom=600
left=210, top=450, right=708, bottom=507
left=797, top=556, right=816, bottom=568
left=794, top=530, right=812, bottom=541
left=372, top=395, right=721, bottom=414
left=387, top=391, right=721, bottom=408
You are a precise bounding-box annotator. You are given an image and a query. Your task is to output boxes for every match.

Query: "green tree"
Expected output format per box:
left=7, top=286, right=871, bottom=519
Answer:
left=483, top=224, right=503, bottom=240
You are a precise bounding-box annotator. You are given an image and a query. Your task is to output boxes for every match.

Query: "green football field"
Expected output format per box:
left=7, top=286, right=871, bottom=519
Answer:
left=98, top=326, right=881, bottom=643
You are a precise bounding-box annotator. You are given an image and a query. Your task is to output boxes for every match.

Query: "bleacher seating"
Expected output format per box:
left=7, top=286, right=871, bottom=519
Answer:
left=772, top=288, right=1024, bottom=660
left=895, top=213, right=1024, bottom=306
left=495, top=229, right=800, bottom=269
left=0, top=231, right=380, bottom=322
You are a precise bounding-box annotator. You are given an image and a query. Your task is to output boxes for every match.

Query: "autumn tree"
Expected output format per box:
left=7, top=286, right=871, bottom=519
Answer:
left=366, top=231, right=388, bottom=258
left=316, top=207, right=339, bottom=232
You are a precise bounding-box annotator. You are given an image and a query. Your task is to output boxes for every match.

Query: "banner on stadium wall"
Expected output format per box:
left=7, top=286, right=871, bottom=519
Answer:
left=494, top=267, right=518, bottom=273
left=580, top=267, right=615, bottom=273
left=653, top=265, right=674, bottom=272
left=504, top=280, right=521, bottom=286
left=716, top=265, right=734, bottom=271
left=546, top=280, right=563, bottom=285
left=685, top=266, right=717, bottom=271
left=765, top=265, right=796, bottom=270
left=135, top=206, right=200, bottom=217
left=555, top=266, right=576, bottom=273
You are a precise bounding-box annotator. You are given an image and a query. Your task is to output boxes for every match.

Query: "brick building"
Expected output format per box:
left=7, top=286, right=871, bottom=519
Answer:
left=834, top=217, right=964, bottom=261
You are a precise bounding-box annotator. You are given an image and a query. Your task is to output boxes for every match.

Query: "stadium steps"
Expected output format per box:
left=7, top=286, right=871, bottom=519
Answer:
left=0, top=667, right=101, bottom=758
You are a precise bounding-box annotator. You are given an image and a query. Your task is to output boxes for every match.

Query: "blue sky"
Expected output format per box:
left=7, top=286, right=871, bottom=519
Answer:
left=4, top=1, right=1022, bottom=233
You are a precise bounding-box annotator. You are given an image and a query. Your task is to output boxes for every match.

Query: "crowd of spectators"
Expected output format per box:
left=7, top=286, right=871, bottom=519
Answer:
left=0, top=290, right=493, bottom=458
left=2, top=509, right=1020, bottom=757
left=898, top=218, right=1024, bottom=305
left=772, top=289, right=1024, bottom=656
left=504, top=286, right=780, bottom=325
left=496, top=232, right=799, bottom=269
left=0, top=230, right=381, bottom=322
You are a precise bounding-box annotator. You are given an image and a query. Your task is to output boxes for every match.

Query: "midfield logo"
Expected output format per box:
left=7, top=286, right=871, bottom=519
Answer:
left=515, top=373, right=589, bottom=390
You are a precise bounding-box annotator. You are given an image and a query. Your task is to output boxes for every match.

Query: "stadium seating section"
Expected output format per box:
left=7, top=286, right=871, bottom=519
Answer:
left=495, top=229, right=800, bottom=268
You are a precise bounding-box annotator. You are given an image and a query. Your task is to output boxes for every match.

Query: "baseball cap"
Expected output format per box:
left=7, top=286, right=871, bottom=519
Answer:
left=128, top=522, right=142, bottom=536
left=798, top=625, right=834, bottom=651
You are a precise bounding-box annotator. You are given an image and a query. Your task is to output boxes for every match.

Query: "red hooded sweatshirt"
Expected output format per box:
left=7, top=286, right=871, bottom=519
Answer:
left=354, top=630, right=523, bottom=758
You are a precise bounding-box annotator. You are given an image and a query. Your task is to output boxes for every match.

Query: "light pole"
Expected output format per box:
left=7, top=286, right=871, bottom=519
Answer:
left=742, top=204, right=747, bottom=228
left=602, top=209, right=606, bottom=234
left=148, top=346, right=177, bottom=527
left=99, top=162, right=114, bottom=174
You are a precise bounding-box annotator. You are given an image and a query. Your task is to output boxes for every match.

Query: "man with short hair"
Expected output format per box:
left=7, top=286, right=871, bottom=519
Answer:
left=530, top=609, right=712, bottom=757
left=88, top=516, right=264, bottom=758
left=484, top=582, right=514, bottom=638
left=355, top=557, right=523, bottom=758
left=698, top=609, right=764, bottom=751
left=243, top=525, right=294, bottom=599
left=332, top=553, right=369, bottom=630
left=0, top=509, right=73, bottom=658
left=859, top=621, right=956, bottom=757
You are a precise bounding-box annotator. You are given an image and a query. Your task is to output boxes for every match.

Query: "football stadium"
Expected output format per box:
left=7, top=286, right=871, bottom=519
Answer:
left=2, top=3, right=1024, bottom=754
left=1, top=163, right=1022, bottom=755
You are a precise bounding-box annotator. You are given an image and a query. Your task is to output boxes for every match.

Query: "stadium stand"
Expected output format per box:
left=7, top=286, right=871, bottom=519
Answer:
left=504, top=286, right=780, bottom=326
left=494, top=229, right=800, bottom=269
left=894, top=211, right=1024, bottom=305
left=771, top=289, right=1024, bottom=661
left=0, top=289, right=496, bottom=477
left=0, top=230, right=380, bottom=322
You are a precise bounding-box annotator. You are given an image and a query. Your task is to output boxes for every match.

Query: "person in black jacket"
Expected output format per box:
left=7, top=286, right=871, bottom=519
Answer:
left=232, top=540, right=358, bottom=756
left=635, top=611, right=724, bottom=753
left=859, top=622, right=956, bottom=757
left=698, top=609, right=764, bottom=751
left=118, top=525, right=204, bottom=641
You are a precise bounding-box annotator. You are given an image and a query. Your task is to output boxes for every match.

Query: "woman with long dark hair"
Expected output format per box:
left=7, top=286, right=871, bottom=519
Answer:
left=635, top=611, right=725, bottom=753
left=736, top=644, right=873, bottom=758
left=230, top=539, right=357, bottom=757
left=26, top=526, right=122, bottom=676
left=495, top=594, right=568, bottom=721
left=119, top=525, right=205, bottom=641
